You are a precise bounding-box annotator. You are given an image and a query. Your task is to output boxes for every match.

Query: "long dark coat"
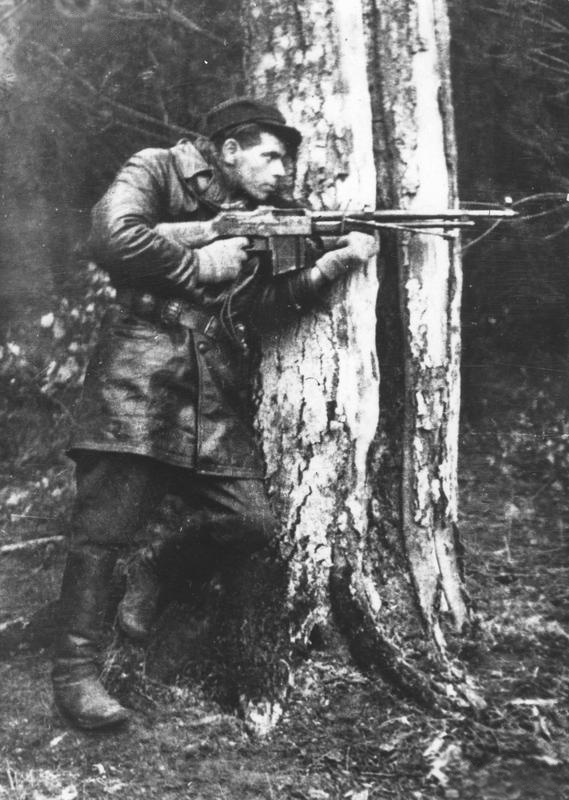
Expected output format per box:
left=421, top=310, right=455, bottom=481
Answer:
left=69, top=140, right=321, bottom=477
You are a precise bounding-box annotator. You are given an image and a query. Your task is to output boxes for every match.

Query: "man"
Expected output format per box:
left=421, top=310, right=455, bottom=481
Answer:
left=52, top=97, right=379, bottom=730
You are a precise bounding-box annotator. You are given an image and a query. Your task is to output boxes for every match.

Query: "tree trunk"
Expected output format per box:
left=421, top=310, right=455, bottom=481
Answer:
left=0, top=0, right=17, bottom=82
left=244, top=0, right=380, bottom=643
left=0, top=6, right=57, bottom=305
left=369, top=0, right=469, bottom=639
left=0, top=1, right=93, bottom=309
left=242, top=0, right=474, bottom=707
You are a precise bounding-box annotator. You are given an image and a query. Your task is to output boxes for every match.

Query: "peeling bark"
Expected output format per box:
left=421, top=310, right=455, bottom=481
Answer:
left=241, top=0, right=472, bottom=706
left=243, top=0, right=380, bottom=648
left=0, top=0, right=18, bottom=83
left=367, top=0, right=469, bottom=642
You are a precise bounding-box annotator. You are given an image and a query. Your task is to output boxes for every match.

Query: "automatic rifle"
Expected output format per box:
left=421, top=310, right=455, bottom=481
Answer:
left=156, top=204, right=517, bottom=276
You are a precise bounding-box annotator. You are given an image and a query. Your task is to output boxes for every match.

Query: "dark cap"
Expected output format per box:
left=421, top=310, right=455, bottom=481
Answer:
left=204, top=97, right=302, bottom=150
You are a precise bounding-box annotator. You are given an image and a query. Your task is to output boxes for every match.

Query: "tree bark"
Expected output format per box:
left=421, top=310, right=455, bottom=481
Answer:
left=367, top=0, right=469, bottom=642
left=244, top=0, right=379, bottom=644
left=242, top=0, right=473, bottom=705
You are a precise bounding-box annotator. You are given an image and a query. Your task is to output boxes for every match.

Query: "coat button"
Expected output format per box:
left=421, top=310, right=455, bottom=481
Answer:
left=138, top=293, right=156, bottom=313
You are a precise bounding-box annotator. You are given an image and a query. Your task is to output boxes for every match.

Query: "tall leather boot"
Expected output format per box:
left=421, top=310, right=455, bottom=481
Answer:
left=52, top=544, right=130, bottom=730
left=118, top=533, right=219, bottom=642
left=117, top=544, right=163, bottom=642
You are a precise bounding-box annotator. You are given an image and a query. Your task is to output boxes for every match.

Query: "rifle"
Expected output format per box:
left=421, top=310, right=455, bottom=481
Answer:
left=155, top=205, right=517, bottom=276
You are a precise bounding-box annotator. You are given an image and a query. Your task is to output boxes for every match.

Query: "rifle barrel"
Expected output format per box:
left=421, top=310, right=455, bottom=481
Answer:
left=311, top=207, right=517, bottom=222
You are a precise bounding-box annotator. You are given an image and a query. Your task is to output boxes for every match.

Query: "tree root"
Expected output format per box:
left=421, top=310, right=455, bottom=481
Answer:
left=330, top=553, right=484, bottom=714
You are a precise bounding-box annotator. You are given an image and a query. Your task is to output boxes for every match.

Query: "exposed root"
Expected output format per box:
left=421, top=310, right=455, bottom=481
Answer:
left=330, top=551, right=484, bottom=714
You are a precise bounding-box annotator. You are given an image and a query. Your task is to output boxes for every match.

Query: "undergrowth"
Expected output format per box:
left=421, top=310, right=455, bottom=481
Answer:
left=0, top=263, right=113, bottom=540
left=1, top=309, right=569, bottom=797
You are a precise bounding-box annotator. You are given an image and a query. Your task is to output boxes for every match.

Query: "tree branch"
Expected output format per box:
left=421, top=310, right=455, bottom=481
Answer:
left=108, top=5, right=227, bottom=46
left=167, top=6, right=227, bottom=46
left=0, top=535, right=65, bottom=555
left=28, top=42, right=197, bottom=139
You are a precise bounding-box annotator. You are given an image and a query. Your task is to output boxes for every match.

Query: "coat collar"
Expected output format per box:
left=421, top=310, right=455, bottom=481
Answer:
left=171, top=138, right=233, bottom=207
left=170, top=138, right=263, bottom=210
left=170, top=139, right=212, bottom=180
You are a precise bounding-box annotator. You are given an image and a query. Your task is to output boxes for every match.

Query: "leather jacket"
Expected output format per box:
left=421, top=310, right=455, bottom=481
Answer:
left=69, top=139, right=321, bottom=476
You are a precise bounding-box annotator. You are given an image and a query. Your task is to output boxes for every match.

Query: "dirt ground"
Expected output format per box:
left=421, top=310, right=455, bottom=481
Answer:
left=1, top=357, right=569, bottom=800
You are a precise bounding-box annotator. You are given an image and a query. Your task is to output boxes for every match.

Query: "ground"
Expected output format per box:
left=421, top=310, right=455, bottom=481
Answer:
left=1, top=351, right=569, bottom=800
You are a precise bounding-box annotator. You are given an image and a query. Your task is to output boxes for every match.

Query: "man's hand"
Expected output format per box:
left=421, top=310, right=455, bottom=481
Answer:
left=314, top=232, right=379, bottom=283
left=196, top=237, right=250, bottom=284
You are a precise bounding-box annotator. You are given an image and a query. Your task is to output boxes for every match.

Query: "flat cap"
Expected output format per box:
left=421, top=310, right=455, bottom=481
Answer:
left=204, top=97, right=302, bottom=150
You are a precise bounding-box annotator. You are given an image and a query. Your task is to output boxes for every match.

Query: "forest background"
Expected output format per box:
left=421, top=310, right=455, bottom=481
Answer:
left=3, top=0, right=569, bottom=436
left=2, top=1, right=569, bottom=799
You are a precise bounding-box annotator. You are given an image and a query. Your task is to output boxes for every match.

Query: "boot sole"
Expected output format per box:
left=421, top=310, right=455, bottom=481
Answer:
left=55, top=702, right=131, bottom=731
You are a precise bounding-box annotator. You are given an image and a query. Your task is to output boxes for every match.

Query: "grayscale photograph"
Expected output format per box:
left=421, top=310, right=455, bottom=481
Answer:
left=1, top=1, right=568, bottom=798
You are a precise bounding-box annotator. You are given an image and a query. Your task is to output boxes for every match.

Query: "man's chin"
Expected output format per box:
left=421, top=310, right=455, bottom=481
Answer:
left=245, top=187, right=281, bottom=204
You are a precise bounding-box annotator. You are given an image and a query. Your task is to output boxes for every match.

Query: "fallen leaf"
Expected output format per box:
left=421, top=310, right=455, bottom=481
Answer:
left=532, top=754, right=562, bottom=767
left=49, top=733, right=68, bottom=748
left=508, top=698, right=557, bottom=707
left=423, top=731, right=447, bottom=758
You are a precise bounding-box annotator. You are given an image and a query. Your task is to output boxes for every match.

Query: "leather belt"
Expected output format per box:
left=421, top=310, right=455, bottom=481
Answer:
left=116, top=288, right=233, bottom=344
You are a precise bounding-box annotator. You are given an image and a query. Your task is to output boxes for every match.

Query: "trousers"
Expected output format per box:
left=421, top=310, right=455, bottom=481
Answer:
left=69, top=451, right=278, bottom=559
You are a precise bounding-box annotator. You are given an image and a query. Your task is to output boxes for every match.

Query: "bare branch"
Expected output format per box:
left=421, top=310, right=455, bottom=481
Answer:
left=461, top=219, right=505, bottom=253
left=0, top=535, right=65, bottom=555
left=167, top=6, right=227, bottom=46
left=29, top=42, right=197, bottom=139
left=148, top=47, right=169, bottom=126
left=462, top=193, right=569, bottom=251
left=512, top=192, right=569, bottom=206
left=527, top=53, right=569, bottom=79
left=109, top=5, right=227, bottom=46
left=0, top=0, right=30, bottom=27
left=544, top=218, right=569, bottom=239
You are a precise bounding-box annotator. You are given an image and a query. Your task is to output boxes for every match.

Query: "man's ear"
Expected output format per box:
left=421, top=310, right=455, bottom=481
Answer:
left=221, top=138, right=240, bottom=165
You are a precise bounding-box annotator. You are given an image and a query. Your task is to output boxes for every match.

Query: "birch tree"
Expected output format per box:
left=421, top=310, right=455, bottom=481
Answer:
left=241, top=0, right=477, bottom=712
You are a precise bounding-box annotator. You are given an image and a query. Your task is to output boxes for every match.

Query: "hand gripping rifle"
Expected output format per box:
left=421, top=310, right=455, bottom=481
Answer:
left=155, top=204, right=517, bottom=276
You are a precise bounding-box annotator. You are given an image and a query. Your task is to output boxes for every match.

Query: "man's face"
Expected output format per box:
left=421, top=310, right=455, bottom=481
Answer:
left=229, top=132, right=288, bottom=201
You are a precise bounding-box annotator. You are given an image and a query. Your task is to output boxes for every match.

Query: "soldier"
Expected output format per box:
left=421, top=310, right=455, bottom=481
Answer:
left=52, top=97, right=378, bottom=729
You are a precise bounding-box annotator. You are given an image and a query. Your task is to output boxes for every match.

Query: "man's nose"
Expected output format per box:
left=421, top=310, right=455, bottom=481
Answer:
left=272, top=160, right=286, bottom=178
